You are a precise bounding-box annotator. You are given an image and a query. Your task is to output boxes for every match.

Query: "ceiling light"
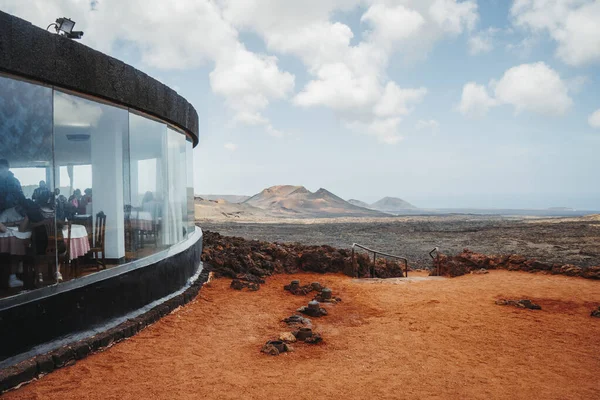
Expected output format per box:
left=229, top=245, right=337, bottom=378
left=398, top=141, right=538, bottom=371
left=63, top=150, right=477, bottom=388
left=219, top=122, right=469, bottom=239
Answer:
left=66, top=134, right=90, bottom=142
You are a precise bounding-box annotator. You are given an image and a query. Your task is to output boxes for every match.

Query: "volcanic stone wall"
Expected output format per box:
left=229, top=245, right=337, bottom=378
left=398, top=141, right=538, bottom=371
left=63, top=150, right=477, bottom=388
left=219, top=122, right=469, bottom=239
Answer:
left=431, top=249, right=600, bottom=279
left=201, top=231, right=406, bottom=280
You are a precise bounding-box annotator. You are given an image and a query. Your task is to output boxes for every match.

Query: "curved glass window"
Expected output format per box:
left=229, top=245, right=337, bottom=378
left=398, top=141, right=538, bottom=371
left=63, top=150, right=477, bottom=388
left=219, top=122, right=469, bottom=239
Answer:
left=0, top=73, right=196, bottom=299
left=0, top=75, right=53, bottom=295
left=186, top=137, right=195, bottom=236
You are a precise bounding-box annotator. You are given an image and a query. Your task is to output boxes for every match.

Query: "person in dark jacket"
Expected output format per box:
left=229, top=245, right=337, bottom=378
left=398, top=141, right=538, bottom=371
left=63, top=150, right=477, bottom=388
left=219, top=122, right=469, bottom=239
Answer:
left=0, top=159, right=25, bottom=214
left=32, top=180, right=51, bottom=206
left=0, top=159, right=26, bottom=288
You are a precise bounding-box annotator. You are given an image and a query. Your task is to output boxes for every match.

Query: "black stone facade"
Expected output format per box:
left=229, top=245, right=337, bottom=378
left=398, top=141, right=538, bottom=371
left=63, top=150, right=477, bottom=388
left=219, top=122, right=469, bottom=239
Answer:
left=0, top=251, right=209, bottom=394
left=0, top=234, right=202, bottom=362
left=0, top=11, right=199, bottom=145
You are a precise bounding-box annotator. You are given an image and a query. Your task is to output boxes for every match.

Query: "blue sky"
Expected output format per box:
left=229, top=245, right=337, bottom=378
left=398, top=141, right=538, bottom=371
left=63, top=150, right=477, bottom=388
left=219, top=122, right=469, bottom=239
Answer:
left=3, top=0, right=599, bottom=209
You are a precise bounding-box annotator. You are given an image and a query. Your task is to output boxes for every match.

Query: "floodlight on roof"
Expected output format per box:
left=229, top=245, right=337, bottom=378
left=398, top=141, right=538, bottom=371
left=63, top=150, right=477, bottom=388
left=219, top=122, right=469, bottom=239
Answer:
left=47, top=17, right=84, bottom=40
left=56, top=17, right=75, bottom=34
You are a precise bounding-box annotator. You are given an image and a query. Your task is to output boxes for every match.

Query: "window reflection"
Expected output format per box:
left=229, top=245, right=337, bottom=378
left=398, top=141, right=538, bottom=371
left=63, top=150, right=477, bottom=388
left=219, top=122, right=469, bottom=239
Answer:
left=165, top=127, right=188, bottom=244
left=0, top=75, right=54, bottom=295
left=125, top=113, right=169, bottom=260
left=186, top=138, right=195, bottom=236
left=54, top=90, right=128, bottom=278
left=0, top=74, right=195, bottom=299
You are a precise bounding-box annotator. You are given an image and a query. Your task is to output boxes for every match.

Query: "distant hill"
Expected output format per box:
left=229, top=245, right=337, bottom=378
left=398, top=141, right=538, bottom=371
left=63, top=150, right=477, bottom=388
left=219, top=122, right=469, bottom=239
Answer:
left=198, top=194, right=251, bottom=203
left=243, top=185, right=387, bottom=218
left=194, top=197, right=269, bottom=220
left=370, top=197, right=417, bottom=212
left=347, top=199, right=372, bottom=209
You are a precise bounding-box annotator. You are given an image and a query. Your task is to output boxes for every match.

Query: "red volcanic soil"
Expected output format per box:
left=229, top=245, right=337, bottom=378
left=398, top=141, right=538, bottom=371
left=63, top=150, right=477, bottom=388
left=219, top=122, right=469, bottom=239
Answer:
left=6, top=271, right=600, bottom=400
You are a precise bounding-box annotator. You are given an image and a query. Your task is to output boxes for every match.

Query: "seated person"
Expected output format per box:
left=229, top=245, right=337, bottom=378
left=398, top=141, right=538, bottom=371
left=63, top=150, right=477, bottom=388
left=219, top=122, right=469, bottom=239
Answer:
left=141, top=191, right=161, bottom=217
left=56, top=195, right=76, bottom=221
left=0, top=158, right=26, bottom=233
left=32, top=180, right=51, bottom=206
left=78, top=188, right=92, bottom=215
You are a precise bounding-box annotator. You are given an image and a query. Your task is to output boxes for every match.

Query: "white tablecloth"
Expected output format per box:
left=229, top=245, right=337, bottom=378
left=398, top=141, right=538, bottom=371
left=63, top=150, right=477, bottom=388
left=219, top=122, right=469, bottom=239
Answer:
left=63, top=224, right=90, bottom=260
left=0, top=227, right=31, bottom=256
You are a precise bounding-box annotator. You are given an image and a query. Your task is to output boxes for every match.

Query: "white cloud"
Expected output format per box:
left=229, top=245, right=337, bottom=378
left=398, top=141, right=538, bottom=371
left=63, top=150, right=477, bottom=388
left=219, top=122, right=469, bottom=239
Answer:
left=506, top=35, right=538, bottom=58
left=511, top=0, right=600, bottom=66
left=224, top=143, right=238, bottom=151
left=459, top=62, right=573, bottom=117
left=429, top=0, right=478, bottom=34
left=468, top=27, right=499, bottom=55
left=347, top=118, right=404, bottom=144
left=221, top=0, right=479, bottom=144
left=0, top=0, right=294, bottom=135
left=493, top=62, right=572, bottom=115
left=374, top=83, right=428, bottom=118
left=458, top=82, right=497, bottom=118
left=2, top=0, right=481, bottom=143
left=589, top=109, right=600, bottom=129
left=361, top=4, right=426, bottom=44
left=416, top=119, right=440, bottom=131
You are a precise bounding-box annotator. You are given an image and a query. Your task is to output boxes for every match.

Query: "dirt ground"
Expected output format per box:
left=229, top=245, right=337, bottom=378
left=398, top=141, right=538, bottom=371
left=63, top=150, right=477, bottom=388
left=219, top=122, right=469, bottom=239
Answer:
left=199, top=215, right=600, bottom=268
left=6, top=271, right=600, bottom=400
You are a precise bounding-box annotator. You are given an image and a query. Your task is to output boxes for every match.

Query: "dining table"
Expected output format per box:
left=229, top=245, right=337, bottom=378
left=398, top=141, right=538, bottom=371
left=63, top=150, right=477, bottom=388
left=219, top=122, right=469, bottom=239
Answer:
left=130, top=210, right=154, bottom=231
left=64, top=224, right=90, bottom=260
left=0, top=226, right=32, bottom=256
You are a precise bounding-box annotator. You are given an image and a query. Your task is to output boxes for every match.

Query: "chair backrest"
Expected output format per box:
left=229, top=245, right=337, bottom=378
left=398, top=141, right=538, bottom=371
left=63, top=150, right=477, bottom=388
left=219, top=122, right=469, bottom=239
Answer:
left=35, top=219, right=68, bottom=260
left=42, top=218, right=56, bottom=257
left=94, top=211, right=107, bottom=250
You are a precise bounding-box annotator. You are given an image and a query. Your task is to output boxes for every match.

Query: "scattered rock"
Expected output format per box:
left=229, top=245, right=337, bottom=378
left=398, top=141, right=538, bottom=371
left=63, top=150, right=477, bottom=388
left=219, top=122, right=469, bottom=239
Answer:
left=293, top=327, right=314, bottom=341
left=591, top=306, right=600, bottom=318
left=298, top=300, right=328, bottom=317
left=471, top=268, right=489, bottom=274
left=279, top=332, right=297, bottom=343
left=304, top=333, right=323, bottom=344
left=230, top=279, right=260, bottom=291
left=313, top=287, right=342, bottom=303
left=284, top=280, right=315, bottom=295
left=235, top=273, right=265, bottom=284
left=261, top=340, right=289, bottom=356
left=261, top=343, right=280, bottom=356
left=282, top=314, right=312, bottom=328
left=495, top=299, right=541, bottom=310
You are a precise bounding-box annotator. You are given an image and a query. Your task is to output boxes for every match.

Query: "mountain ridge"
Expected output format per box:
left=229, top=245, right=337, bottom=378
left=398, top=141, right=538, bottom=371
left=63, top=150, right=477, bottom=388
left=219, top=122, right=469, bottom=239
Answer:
left=243, top=185, right=387, bottom=218
left=370, top=196, right=417, bottom=211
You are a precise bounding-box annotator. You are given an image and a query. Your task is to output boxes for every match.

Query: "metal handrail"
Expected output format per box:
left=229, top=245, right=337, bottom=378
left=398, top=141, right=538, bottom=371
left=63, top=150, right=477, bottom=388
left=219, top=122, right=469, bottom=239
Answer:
left=429, top=247, right=440, bottom=276
left=351, top=243, right=409, bottom=278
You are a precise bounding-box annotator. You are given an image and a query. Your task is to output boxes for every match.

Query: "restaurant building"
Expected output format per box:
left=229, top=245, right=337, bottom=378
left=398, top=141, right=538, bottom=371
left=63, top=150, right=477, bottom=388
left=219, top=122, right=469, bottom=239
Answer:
left=0, top=11, right=202, bottom=366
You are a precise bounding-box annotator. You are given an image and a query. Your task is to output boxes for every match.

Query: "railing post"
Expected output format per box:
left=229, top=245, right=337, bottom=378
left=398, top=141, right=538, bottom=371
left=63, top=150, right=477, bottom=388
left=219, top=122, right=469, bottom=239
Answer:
left=351, top=247, right=356, bottom=278
left=372, top=253, right=376, bottom=278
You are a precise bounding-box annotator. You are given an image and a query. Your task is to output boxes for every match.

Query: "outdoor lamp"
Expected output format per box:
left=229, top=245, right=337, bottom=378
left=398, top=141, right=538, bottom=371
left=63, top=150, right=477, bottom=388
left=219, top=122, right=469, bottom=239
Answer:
left=47, top=17, right=84, bottom=39
left=56, top=17, right=75, bottom=34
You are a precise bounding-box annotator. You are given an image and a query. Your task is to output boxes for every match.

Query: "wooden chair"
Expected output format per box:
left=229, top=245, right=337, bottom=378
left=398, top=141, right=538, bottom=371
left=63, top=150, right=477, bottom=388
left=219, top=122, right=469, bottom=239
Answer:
left=142, top=202, right=159, bottom=248
left=30, top=219, right=71, bottom=283
left=90, top=211, right=106, bottom=270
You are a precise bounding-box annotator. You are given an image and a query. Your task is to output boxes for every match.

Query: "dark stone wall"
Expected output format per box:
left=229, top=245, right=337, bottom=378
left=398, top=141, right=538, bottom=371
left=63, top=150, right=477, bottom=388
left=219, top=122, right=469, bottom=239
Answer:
left=0, top=11, right=199, bottom=145
left=0, top=236, right=202, bottom=362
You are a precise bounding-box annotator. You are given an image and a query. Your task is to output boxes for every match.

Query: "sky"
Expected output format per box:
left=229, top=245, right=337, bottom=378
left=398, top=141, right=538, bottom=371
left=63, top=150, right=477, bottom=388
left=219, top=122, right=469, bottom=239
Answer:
left=2, top=0, right=599, bottom=209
